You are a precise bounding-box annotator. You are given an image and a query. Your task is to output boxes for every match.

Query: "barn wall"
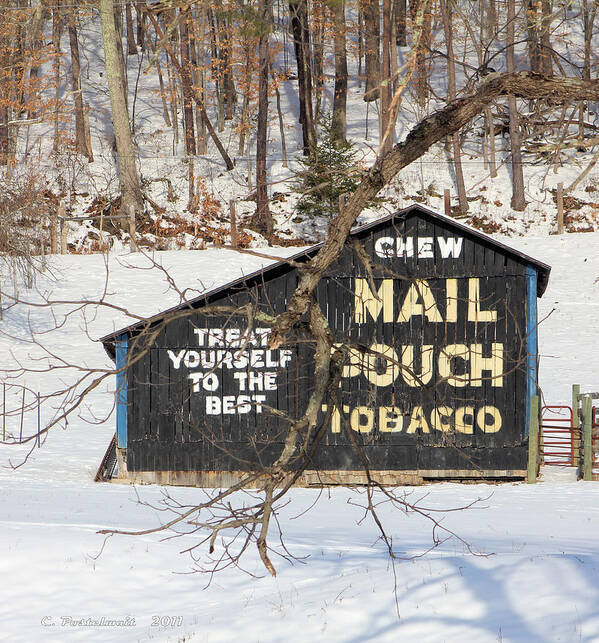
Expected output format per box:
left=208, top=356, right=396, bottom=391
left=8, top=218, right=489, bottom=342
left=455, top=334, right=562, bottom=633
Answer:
left=126, top=266, right=311, bottom=473
left=123, top=210, right=535, bottom=478
left=311, top=210, right=529, bottom=473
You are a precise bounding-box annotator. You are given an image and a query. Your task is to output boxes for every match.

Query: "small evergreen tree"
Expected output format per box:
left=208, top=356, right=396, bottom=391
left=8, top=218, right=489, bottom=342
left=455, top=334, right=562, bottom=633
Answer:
left=296, top=117, right=363, bottom=218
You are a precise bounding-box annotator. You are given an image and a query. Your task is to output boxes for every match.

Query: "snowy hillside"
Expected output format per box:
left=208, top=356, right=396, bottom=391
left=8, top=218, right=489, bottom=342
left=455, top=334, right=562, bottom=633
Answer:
left=1, top=2, right=598, bottom=256
left=0, top=231, right=598, bottom=641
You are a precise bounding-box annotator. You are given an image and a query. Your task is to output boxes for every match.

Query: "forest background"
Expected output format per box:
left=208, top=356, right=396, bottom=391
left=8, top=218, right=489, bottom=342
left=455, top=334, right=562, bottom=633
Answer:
left=0, top=0, right=597, bottom=257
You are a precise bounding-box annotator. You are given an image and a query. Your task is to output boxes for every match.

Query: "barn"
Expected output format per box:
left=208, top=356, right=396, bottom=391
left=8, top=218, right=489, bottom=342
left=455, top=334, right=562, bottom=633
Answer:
left=101, top=204, right=551, bottom=486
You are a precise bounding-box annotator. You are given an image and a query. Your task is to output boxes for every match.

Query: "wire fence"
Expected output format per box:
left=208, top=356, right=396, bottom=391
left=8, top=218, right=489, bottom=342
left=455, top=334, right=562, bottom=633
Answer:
left=0, top=382, right=42, bottom=447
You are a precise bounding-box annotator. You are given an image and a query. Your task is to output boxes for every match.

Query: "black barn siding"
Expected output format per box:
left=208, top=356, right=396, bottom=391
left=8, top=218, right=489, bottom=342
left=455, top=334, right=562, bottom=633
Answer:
left=104, top=206, right=550, bottom=481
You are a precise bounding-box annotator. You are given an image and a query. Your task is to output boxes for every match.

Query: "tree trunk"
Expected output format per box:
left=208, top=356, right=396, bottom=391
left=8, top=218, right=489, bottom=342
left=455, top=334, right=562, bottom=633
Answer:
left=380, top=0, right=392, bottom=152
left=68, top=11, right=91, bottom=159
left=582, top=0, right=596, bottom=82
left=237, top=38, right=252, bottom=156
left=526, top=0, right=541, bottom=73
left=100, top=0, right=144, bottom=218
left=215, top=5, right=236, bottom=121
left=440, top=0, right=468, bottom=213
left=487, top=0, right=498, bottom=39
left=207, top=7, right=225, bottom=132
left=272, top=67, right=288, bottom=167
left=411, top=0, right=431, bottom=110
left=0, top=106, right=8, bottom=166
left=0, top=22, right=9, bottom=164
left=313, top=0, right=324, bottom=119
left=362, top=0, right=380, bottom=101
left=179, top=8, right=196, bottom=156
left=486, top=106, right=497, bottom=177
left=52, top=3, right=64, bottom=153
left=539, top=0, right=553, bottom=76
left=579, top=0, right=596, bottom=145
left=145, top=9, right=234, bottom=170
left=126, top=1, right=137, bottom=55
left=394, top=0, right=406, bottom=46
left=330, top=0, right=348, bottom=144
left=190, top=6, right=207, bottom=154
left=255, top=0, right=272, bottom=236
left=15, top=2, right=26, bottom=117
left=113, top=2, right=128, bottom=109
left=27, top=0, right=44, bottom=120
left=136, top=0, right=145, bottom=51
left=507, top=0, right=526, bottom=211
left=289, top=0, right=316, bottom=153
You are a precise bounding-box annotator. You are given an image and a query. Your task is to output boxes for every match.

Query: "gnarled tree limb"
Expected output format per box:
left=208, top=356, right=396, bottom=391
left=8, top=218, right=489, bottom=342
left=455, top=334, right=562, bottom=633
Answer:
left=268, top=72, right=599, bottom=349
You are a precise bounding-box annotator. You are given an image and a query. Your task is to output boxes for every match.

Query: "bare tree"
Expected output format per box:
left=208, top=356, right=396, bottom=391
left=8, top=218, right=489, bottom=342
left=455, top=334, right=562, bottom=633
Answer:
left=289, top=0, right=316, bottom=153
left=179, top=7, right=197, bottom=157
left=411, top=0, right=432, bottom=110
left=506, top=0, right=526, bottom=211
left=380, top=0, right=393, bottom=153
left=395, top=0, right=407, bottom=46
left=362, top=0, right=380, bottom=101
left=330, top=0, right=348, bottom=144
left=68, top=8, right=93, bottom=160
left=99, top=0, right=144, bottom=218
left=255, top=0, right=272, bottom=236
left=145, top=8, right=234, bottom=170
left=440, top=0, right=468, bottom=213
left=0, top=249, right=493, bottom=581
left=539, top=0, right=553, bottom=76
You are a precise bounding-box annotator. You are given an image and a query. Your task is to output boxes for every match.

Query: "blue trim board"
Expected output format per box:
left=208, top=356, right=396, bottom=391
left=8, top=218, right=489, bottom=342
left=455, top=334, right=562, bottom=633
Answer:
left=116, top=335, right=128, bottom=448
left=525, top=265, right=538, bottom=438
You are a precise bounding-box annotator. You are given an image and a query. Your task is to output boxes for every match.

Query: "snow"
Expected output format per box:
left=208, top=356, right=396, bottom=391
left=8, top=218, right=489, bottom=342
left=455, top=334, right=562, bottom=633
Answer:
left=1, top=231, right=599, bottom=642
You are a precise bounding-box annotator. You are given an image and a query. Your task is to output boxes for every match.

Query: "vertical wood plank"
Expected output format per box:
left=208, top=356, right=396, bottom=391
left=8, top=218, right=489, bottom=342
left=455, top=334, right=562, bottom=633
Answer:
left=527, top=395, right=539, bottom=483
left=583, top=395, right=593, bottom=481
left=572, top=384, right=580, bottom=469
left=557, top=182, right=564, bottom=234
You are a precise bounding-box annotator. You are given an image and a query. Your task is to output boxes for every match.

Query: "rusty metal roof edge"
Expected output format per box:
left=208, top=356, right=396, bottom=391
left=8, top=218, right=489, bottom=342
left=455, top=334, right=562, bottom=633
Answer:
left=100, top=204, right=551, bottom=344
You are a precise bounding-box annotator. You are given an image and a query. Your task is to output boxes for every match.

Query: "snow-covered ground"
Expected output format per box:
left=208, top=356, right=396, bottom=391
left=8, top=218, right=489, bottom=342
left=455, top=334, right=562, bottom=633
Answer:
left=1, top=231, right=599, bottom=642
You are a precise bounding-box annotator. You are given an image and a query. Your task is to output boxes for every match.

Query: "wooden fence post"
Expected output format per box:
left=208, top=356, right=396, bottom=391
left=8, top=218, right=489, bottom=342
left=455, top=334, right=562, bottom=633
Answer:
left=37, top=391, right=40, bottom=448
left=230, top=200, right=238, bottom=248
left=59, top=201, right=67, bottom=254
left=84, top=103, right=94, bottom=162
left=50, top=210, right=58, bottom=254
left=19, top=385, right=25, bottom=442
left=557, top=182, right=564, bottom=234
left=583, top=395, right=593, bottom=481
left=572, top=384, right=580, bottom=470
left=444, top=189, right=451, bottom=216
left=129, top=206, right=137, bottom=251
left=11, top=258, right=16, bottom=299
left=527, top=394, right=540, bottom=483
